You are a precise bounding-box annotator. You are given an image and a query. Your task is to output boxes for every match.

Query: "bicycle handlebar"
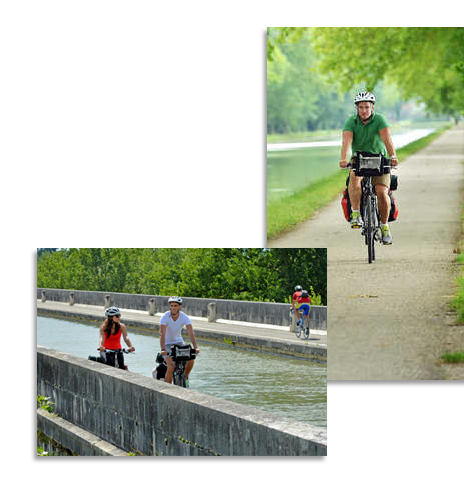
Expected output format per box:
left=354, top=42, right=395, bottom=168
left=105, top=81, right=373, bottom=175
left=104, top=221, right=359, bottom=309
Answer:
left=98, top=348, right=134, bottom=354
left=344, top=162, right=397, bottom=168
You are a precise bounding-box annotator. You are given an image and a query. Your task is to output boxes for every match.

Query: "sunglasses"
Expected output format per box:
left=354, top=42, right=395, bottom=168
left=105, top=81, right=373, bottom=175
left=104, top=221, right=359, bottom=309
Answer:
left=110, top=314, right=121, bottom=318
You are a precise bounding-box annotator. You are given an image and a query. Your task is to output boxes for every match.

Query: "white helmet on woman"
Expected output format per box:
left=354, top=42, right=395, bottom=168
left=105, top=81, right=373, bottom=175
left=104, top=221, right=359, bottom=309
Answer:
left=105, top=306, right=121, bottom=317
left=354, top=91, right=376, bottom=104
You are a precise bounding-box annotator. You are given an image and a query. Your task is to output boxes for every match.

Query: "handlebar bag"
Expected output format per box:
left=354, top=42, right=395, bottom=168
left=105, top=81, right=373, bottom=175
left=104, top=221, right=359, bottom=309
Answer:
left=353, top=151, right=389, bottom=176
left=172, top=344, right=195, bottom=360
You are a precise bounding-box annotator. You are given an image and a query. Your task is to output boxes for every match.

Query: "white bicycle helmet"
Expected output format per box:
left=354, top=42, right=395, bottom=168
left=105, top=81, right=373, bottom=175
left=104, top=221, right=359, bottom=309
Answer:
left=354, top=91, right=376, bottom=104
left=295, top=285, right=302, bottom=291
left=168, top=296, right=183, bottom=304
left=105, top=306, right=121, bottom=317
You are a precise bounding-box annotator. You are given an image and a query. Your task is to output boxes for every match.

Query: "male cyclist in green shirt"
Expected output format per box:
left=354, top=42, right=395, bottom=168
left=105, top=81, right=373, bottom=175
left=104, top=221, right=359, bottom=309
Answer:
left=339, top=92, right=398, bottom=244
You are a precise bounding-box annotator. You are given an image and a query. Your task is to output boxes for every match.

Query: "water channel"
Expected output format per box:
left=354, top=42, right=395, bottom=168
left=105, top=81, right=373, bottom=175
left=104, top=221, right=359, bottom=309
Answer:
left=37, top=315, right=327, bottom=428
left=267, top=127, right=436, bottom=201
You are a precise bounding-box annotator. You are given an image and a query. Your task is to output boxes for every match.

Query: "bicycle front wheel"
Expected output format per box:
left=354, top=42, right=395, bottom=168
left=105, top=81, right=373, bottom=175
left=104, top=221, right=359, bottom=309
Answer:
left=366, top=197, right=375, bottom=264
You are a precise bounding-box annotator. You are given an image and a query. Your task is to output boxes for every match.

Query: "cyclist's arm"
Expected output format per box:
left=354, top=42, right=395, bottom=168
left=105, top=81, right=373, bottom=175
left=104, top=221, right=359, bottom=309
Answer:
left=98, top=326, right=105, bottom=351
left=185, top=324, right=199, bottom=352
left=159, top=324, right=167, bottom=353
left=340, top=130, right=353, bottom=167
left=120, top=323, right=135, bottom=352
left=379, top=127, right=398, bottom=166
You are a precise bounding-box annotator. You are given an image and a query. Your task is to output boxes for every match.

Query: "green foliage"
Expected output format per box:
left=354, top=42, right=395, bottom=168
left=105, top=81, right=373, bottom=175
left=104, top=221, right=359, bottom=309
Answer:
left=312, top=27, right=464, bottom=119
left=441, top=351, right=464, bottom=363
left=37, top=446, right=59, bottom=456
left=37, top=248, right=59, bottom=258
left=267, top=27, right=463, bottom=135
left=267, top=28, right=355, bottom=133
left=37, top=395, right=54, bottom=413
left=37, top=248, right=327, bottom=305
left=266, top=27, right=433, bottom=134
left=37, top=395, right=60, bottom=456
left=452, top=207, right=464, bottom=325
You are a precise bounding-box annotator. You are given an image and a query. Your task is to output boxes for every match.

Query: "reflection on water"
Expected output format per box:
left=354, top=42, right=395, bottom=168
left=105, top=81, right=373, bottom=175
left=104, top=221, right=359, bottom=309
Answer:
left=37, top=316, right=326, bottom=427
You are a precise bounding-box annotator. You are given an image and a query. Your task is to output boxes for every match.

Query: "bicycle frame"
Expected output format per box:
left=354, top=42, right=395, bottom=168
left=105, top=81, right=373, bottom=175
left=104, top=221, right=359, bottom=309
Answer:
left=361, top=176, right=381, bottom=264
left=347, top=153, right=393, bottom=264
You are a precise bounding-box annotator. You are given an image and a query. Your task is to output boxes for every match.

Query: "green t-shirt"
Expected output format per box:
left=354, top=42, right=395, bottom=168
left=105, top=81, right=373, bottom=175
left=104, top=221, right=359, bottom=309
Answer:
left=343, top=112, right=389, bottom=155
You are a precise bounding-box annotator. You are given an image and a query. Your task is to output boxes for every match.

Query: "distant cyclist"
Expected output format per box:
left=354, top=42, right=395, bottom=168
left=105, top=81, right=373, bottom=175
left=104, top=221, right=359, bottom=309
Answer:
left=290, top=285, right=303, bottom=313
left=98, top=307, right=135, bottom=369
left=296, top=290, right=311, bottom=335
left=339, top=91, right=399, bottom=244
left=290, top=286, right=311, bottom=331
left=159, top=296, right=199, bottom=385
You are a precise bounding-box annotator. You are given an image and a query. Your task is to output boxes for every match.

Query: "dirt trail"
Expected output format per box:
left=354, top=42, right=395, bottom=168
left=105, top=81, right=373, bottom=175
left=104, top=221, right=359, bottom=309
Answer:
left=269, top=126, right=464, bottom=379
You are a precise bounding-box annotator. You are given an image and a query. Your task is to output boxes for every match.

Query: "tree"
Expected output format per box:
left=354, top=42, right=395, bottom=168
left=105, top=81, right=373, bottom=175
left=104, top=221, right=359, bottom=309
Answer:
left=36, top=248, right=327, bottom=305
left=37, top=248, right=59, bottom=259
left=312, top=27, right=464, bottom=119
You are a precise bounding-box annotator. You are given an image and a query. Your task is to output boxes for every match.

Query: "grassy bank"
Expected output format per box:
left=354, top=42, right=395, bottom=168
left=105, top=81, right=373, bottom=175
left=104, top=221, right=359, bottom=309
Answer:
left=452, top=212, right=464, bottom=327
left=267, top=125, right=452, bottom=239
left=448, top=202, right=464, bottom=366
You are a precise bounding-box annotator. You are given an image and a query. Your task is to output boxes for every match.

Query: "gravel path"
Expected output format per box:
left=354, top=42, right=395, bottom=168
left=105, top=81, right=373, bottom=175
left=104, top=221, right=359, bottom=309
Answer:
left=269, top=126, right=464, bottom=379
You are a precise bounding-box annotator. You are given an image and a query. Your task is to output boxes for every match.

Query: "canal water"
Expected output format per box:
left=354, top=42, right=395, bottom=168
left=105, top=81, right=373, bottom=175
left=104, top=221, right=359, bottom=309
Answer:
left=267, top=127, right=435, bottom=201
left=37, top=316, right=327, bottom=428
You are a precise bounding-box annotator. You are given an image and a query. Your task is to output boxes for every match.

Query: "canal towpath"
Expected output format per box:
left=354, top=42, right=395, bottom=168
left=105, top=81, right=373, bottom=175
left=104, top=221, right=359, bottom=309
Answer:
left=37, top=300, right=327, bottom=363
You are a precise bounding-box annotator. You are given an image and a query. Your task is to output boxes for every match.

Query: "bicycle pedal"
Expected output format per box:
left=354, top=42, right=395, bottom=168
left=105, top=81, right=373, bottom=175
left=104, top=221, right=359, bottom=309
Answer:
left=351, top=225, right=361, bottom=229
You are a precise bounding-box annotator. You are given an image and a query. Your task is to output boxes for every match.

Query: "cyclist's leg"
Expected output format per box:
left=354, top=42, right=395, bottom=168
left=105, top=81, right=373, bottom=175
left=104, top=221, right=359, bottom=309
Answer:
left=105, top=352, right=116, bottom=367
left=373, top=176, right=391, bottom=224
left=295, top=305, right=302, bottom=325
left=348, top=170, right=362, bottom=210
left=185, top=359, right=194, bottom=380
left=116, top=351, right=125, bottom=370
left=298, top=303, right=309, bottom=328
left=164, top=345, right=175, bottom=383
left=301, top=304, right=310, bottom=329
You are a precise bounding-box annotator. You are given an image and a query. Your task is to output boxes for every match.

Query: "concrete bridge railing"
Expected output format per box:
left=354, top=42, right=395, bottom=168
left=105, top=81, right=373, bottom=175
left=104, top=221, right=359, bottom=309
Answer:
left=37, top=346, right=327, bottom=456
left=37, top=288, right=327, bottom=331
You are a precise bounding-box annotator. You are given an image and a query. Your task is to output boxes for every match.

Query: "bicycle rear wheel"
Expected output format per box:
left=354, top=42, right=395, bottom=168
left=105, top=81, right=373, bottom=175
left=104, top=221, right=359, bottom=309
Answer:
left=303, top=321, right=309, bottom=339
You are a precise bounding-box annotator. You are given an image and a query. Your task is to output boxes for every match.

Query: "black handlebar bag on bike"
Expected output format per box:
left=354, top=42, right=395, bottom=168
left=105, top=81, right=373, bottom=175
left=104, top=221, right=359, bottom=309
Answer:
left=351, top=151, right=390, bottom=177
left=171, top=344, right=196, bottom=361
